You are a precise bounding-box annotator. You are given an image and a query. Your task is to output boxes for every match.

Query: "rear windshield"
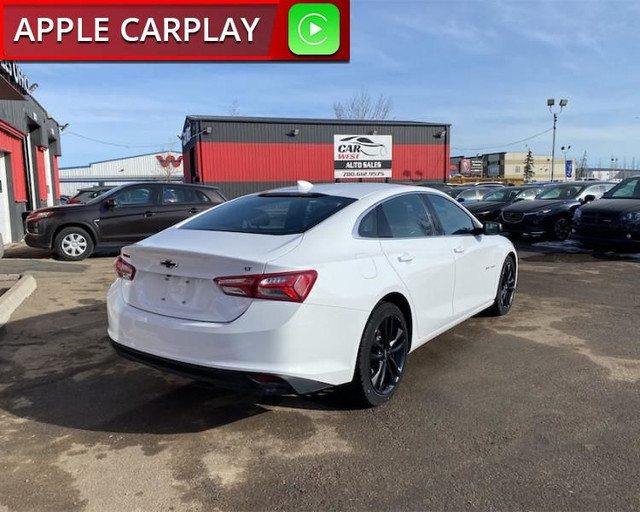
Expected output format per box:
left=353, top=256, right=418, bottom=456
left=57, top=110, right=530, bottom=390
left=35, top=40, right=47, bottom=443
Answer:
left=181, top=193, right=357, bottom=235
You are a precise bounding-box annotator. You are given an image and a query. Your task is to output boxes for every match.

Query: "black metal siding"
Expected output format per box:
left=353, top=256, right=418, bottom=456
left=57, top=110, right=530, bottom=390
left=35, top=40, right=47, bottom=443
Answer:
left=183, top=116, right=449, bottom=150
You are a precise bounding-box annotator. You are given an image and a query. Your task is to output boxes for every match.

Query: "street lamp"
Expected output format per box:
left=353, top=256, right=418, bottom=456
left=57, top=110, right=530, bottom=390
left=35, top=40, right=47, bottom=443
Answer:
left=548, top=98, right=569, bottom=182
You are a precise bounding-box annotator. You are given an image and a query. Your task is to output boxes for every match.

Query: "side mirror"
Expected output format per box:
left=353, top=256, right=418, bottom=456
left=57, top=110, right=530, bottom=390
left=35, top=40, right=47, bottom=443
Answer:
left=583, top=194, right=596, bottom=203
left=483, top=221, right=503, bottom=235
left=104, top=198, right=116, bottom=209
left=457, top=197, right=465, bottom=203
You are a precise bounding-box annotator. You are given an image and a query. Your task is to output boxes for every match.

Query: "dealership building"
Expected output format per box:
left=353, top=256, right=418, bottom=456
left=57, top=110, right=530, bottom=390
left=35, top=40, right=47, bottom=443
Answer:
left=452, top=152, right=573, bottom=182
left=0, top=61, right=62, bottom=245
left=59, top=151, right=183, bottom=197
left=181, top=116, right=450, bottom=198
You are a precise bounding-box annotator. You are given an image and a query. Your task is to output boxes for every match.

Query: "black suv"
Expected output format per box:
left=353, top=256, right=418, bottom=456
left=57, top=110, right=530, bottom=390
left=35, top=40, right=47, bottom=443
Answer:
left=573, top=176, right=640, bottom=251
left=25, top=182, right=226, bottom=260
left=500, top=182, right=615, bottom=241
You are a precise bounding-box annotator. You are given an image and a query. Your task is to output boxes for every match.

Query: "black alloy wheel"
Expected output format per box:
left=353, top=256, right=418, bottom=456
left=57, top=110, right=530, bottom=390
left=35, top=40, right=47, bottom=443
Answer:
left=552, top=216, right=572, bottom=241
left=349, top=303, right=409, bottom=407
left=370, top=315, right=407, bottom=395
left=487, top=256, right=517, bottom=316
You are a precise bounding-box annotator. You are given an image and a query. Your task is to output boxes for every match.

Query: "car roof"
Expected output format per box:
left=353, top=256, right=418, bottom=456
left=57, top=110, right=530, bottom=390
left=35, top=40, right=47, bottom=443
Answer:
left=267, top=182, right=423, bottom=200
left=111, top=182, right=221, bottom=191
left=77, top=186, right=113, bottom=192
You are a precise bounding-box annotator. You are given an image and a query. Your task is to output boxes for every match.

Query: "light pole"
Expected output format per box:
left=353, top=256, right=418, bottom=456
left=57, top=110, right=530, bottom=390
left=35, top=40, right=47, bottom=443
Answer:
left=561, top=145, right=571, bottom=179
left=548, top=98, right=568, bottom=182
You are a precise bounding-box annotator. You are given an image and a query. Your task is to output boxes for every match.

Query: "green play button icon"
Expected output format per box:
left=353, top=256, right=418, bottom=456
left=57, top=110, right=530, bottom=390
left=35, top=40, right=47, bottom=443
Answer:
left=289, top=4, right=341, bottom=56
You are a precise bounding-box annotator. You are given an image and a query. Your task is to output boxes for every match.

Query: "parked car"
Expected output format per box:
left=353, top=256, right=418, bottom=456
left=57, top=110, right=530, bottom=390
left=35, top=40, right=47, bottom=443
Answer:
left=573, top=176, right=640, bottom=251
left=500, top=182, right=615, bottom=241
left=25, top=182, right=226, bottom=261
left=107, top=182, right=518, bottom=407
left=67, top=186, right=115, bottom=204
left=444, top=185, right=474, bottom=198
left=465, top=185, right=546, bottom=222
left=454, top=187, right=497, bottom=204
left=472, top=182, right=506, bottom=188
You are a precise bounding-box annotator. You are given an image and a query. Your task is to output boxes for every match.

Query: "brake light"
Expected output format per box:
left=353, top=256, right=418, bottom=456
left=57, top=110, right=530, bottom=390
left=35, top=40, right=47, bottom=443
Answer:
left=215, top=270, right=317, bottom=303
left=115, top=256, right=136, bottom=281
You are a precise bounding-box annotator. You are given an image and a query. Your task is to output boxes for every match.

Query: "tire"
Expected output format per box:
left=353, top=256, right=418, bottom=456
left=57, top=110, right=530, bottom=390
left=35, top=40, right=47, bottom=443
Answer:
left=347, top=302, right=410, bottom=407
left=486, top=256, right=517, bottom=316
left=54, top=227, right=94, bottom=261
left=551, top=216, right=572, bottom=241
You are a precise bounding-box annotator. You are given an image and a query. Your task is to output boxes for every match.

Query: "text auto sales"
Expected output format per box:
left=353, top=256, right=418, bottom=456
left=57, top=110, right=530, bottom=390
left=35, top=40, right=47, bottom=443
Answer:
left=13, top=17, right=261, bottom=43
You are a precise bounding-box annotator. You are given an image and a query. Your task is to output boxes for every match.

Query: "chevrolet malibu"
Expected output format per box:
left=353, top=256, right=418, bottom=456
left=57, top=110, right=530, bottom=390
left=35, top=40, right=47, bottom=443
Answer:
left=107, top=183, right=518, bottom=406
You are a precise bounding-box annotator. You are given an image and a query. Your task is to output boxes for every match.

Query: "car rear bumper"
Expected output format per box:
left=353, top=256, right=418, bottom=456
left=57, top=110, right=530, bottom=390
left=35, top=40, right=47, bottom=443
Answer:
left=110, top=341, right=299, bottom=394
left=106, top=280, right=369, bottom=394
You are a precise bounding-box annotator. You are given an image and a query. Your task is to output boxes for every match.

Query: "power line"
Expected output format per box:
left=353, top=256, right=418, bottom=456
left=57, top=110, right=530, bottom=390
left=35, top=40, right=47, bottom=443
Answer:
left=452, top=128, right=553, bottom=152
left=63, top=131, right=180, bottom=150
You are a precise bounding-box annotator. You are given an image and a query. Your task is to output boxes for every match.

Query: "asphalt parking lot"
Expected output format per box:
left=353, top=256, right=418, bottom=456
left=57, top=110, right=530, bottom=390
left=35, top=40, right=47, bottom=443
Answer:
left=1, top=242, right=639, bottom=512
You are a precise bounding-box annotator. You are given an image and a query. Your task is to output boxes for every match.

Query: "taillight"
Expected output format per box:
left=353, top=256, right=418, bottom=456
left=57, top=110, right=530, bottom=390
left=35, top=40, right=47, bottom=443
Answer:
left=115, top=256, right=136, bottom=281
left=215, top=271, right=317, bottom=303
left=67, top=199, right=81, bottom=204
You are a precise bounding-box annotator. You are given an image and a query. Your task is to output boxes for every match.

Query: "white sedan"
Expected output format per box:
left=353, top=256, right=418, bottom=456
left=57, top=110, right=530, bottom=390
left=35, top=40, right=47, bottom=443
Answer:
left=107, top=182, right=517, bottom=406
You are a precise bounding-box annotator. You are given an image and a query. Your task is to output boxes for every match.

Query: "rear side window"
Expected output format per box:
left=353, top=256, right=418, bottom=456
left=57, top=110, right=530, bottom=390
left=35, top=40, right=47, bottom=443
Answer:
left=379, top=194, right=436, bottom=238
left=163, top=186, right=198, bottom=204
left=195, top=190, right=213, bottom=203
left=182, top=194, right=356, bottom=235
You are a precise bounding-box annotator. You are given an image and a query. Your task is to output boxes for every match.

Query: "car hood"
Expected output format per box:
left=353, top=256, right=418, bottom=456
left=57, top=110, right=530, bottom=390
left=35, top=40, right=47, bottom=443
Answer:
left=503, top=199, right=575, bottom=213
left=465, top=201, right=508, bottom=212
left=580, top=198, right=640, bottom=213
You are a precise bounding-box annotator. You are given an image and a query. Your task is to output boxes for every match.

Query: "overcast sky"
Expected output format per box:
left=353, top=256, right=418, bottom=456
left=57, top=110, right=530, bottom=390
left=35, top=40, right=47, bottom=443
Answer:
left=22, top=0, right=640, bottom=169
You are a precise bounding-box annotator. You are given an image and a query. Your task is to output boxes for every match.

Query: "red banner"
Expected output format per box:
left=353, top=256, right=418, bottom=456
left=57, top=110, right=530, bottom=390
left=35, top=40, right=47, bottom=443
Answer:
left=0, top=0, right=349, bottom=61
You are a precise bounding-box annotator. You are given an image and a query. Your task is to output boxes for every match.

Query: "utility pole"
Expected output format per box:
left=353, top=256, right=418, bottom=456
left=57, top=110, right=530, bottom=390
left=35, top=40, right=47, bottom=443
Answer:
left=547, top=98, right=568, bottom=182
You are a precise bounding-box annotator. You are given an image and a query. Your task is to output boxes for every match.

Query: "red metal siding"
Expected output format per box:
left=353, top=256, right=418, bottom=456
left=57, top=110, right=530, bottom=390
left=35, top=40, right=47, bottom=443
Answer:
left=0, top=121, right=27, bottom=202
left=36, top=147, right=47, bottom=200
left=196, top=142, right=448, bottom=183
left=53, top=155, right=60, bottom=199
left=183, top=148, right=192, bottom=183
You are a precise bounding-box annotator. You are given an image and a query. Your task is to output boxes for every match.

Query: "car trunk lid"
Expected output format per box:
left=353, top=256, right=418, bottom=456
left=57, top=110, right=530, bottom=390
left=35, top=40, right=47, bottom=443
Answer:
left=121, top=228, right=303, bottom=323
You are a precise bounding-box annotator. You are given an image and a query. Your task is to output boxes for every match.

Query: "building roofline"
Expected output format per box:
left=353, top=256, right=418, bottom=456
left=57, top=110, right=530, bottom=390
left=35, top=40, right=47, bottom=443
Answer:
left=60, top=150, right=182, bottom=170
left=185, top=115, right=450, bottom=128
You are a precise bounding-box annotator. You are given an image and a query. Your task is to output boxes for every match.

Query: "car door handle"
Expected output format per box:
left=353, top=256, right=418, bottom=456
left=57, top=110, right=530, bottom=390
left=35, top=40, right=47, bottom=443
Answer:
left=398, top=253, right=414, bottom=263
left=188, top=208, right=199, bottom=214
left=144, top=211, right=154, bottom=218
left=454, top=246, right=466, bottom=254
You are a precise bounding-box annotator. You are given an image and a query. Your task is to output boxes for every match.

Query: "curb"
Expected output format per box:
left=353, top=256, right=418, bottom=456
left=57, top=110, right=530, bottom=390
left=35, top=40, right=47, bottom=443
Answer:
left=0, top=274, right=37, bottom=328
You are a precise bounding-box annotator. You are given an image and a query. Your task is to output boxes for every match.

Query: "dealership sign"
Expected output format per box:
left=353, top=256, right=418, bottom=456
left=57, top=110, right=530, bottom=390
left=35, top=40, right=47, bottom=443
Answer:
left=334, top=135, right=392, bottom=179
left=0, top=60, right=30, bottom=95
